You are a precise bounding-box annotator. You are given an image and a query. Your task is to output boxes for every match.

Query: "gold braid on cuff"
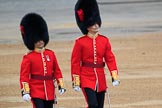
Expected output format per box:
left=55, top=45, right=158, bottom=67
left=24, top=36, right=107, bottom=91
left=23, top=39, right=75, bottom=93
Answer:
left=22, top=82, right=30, bottom=95
left=73, top=75, right=80, bottom=86
left=58, top=78, right=64, bottom=88
left=112, top=70, right=118, bottom=80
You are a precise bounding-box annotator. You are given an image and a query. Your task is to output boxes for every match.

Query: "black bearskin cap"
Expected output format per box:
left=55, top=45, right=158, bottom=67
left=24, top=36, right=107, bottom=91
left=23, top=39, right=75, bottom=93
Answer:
left=20, top=13, right=49, bottom=50
left=75, top=0, right=101, bottom=34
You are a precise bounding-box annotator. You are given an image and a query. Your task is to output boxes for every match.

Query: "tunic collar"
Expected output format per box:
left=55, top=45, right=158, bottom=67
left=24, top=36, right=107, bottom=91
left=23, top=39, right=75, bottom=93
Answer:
left=87, top=32, right=99, bottom=39
left=34, top=47, right=45, bottom=53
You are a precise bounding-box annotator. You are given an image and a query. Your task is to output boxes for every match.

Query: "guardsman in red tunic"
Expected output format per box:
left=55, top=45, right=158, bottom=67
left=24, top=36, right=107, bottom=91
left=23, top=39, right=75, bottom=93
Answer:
left=19, top=13, right=66, bottom=108
left=71, top=0, right=120, bottom=108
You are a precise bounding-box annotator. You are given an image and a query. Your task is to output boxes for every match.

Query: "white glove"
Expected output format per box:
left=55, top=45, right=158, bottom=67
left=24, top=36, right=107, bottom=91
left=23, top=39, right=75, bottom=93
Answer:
left=112, top=80, right=120, bottom=86
left=22, top=94, right=31, bottom=102
left=73, top=86, right=81, bottom=92
left=59, top=88, right=66, bottom=95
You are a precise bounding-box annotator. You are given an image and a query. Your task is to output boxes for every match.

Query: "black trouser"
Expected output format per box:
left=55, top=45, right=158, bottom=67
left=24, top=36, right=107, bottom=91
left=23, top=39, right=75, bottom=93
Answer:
left=84, top=88, right=105, bottom=108
left=32, top=98, right=54, bottom=108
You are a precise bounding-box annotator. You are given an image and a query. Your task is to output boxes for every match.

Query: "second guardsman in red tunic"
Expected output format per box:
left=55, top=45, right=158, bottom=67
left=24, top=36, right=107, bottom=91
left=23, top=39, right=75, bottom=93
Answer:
left=71, top=0, right=120, bottom=108
left=19, top=13, right=66, bottom=108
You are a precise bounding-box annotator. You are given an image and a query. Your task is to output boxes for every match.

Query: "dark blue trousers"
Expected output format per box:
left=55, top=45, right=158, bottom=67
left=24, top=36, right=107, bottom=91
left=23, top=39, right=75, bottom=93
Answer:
left=32, top=98, right=54, bottom=108
left=84, top=88, right=105, bottom=108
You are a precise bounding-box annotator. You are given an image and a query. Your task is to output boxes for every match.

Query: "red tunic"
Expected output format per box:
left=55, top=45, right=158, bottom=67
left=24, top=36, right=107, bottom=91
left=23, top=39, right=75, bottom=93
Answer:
left=20, top=49, right=63, bottom=100
left=71, top=34, right=118, bottom=92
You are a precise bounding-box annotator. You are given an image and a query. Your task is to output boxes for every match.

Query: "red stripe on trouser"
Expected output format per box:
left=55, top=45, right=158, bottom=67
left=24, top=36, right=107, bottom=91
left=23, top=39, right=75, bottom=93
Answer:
left=82, top=88, right=88, bottom=108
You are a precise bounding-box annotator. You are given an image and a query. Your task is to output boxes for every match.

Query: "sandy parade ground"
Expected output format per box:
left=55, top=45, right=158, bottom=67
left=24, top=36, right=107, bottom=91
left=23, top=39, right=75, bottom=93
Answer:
left=0, top=31, right=162, bottom=108
left=0, top=0, right=162, bottom=108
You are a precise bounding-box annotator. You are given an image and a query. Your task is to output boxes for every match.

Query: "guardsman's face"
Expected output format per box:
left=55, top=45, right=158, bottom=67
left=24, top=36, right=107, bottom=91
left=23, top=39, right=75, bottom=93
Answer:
left=34, top=40, right=45, bottom=49
left=87, top=23, right=99, bottom=33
